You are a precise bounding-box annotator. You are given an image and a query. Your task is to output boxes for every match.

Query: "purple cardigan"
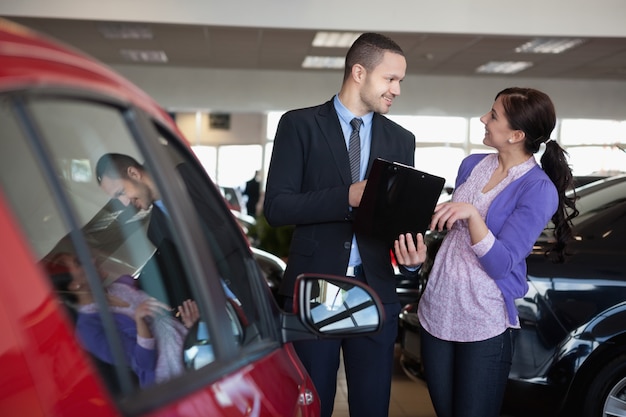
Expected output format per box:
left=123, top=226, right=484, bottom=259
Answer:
left=77, top=310, right=157, bottom=387
left=457, top=154, right=558, bottom=324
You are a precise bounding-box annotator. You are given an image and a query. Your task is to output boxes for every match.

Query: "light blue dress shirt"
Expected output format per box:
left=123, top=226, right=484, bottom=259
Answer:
left=333, top=95, right=373, bottom=268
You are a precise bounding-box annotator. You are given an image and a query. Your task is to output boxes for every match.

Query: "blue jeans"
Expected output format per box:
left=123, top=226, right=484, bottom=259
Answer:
left=421, top=327, right=516, bottom=417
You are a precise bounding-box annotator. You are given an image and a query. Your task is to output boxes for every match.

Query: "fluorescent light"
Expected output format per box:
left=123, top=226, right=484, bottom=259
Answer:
left=302, top=56, right=345, bottom=69
left=99, top=23, right=153, bottom=40
left=476, top=61, right=533, bottom=74
left=515, top=38, right=585, bottom=54
left=120, top=49, right=168, bottom=63
left=312, top=32, right=361, bottom=48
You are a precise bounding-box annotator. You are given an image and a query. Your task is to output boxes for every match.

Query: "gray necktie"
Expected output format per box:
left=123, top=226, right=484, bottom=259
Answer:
left=349, top=118, right=363, bottom=183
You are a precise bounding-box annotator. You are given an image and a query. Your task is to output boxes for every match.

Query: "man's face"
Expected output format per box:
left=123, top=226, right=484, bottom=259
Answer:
left=359, top=51, right=406, bottom=115
left=99, top=168, right=154, bottom=211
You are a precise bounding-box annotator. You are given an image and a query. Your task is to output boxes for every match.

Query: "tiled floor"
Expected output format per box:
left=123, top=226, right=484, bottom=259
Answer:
left=332, top=345, right=436, bottom=417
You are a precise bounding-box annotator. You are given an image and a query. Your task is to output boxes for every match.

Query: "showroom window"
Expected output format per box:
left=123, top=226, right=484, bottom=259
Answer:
left=560, top=118, right=626, bottom=176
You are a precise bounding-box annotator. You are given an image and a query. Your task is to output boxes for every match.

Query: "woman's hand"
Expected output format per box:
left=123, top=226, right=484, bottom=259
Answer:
left=178, top=299, right=200, bottom=328
left=134, top=297, right=171, bottom=338
left=394, top=232, right=427, bottom=268
left=429, top=202, right=477, bottom=232
left=430, top=202, right=488, bottom=244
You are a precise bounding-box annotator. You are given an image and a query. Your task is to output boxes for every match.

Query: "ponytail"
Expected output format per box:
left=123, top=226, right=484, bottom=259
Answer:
left=540, top=140, right=579, bottom=262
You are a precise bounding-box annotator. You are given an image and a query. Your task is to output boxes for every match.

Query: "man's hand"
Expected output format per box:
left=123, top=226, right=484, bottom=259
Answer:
left=349, top=180, right=367, bottom=207
left=394, top=232, right=427, bottom=268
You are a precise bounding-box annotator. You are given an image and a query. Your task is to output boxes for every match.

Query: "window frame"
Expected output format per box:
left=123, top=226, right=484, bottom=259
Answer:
left=4, top=87, right=281, bottom=413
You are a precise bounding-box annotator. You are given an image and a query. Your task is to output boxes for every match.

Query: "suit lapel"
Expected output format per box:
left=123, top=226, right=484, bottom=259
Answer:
left=315, top=100, right=352, bottom=184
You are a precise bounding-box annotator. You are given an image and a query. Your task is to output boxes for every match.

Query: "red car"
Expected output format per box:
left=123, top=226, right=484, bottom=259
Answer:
left=0, top=18, right=384, bottom=417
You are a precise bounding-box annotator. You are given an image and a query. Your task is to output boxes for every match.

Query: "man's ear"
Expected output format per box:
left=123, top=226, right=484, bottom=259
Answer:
left=352, top=63, right=366, bottom=83
left=127, top=166, right=141, bottom=180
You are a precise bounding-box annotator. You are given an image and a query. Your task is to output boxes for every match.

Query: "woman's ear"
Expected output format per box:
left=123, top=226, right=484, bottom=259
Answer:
left=510, top=129, right=526, bottom=144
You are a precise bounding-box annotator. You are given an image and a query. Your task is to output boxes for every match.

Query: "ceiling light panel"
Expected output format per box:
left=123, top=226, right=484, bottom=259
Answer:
left=476, top=61, right=533, bottom=74
left=302, top=56, right=345, bottom=69
left=120, top=49, right=168, bottom=63
left=515, top=38, right=585, bottom=54
left=99, top=23, right=153, bottom=39
left=312, top=32, right=361, bottom=48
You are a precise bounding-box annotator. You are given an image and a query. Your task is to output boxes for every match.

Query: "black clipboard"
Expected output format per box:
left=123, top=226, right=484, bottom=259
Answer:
left=353, top=158, right=445, bottom=246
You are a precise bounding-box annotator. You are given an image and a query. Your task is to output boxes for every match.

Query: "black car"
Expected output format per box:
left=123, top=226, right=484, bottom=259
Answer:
left=398, top=174, right=626, bottom=417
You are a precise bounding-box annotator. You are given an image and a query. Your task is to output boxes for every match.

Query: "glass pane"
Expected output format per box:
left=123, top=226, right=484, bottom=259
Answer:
left=469, top=117, right=485, bottom=144
left=1, top=96, right=244, bottom=397
left=414, top=147, right=466, bottom=190
left=191, top=145, right=217, bottom=181
left=155, top=128, right=269, bottom=362
left=565, top=145, right=626, bottom=176
left=388, top=115, right=466, bottom=143
left=266, top=111, right=285, bottom=141
left=560, top=119, right=626, bottom=146
left=0, top=100, right=68, bottom=258
left=217, top=144, right=262, bottom=187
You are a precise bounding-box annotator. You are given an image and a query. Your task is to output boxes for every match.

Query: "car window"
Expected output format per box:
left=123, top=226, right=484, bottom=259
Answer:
left=0, top=94, right=272, bottom=403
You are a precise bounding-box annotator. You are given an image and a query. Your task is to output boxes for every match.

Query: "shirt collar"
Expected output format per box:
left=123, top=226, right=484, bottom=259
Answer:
left=333, top=95, right=374, bottom=128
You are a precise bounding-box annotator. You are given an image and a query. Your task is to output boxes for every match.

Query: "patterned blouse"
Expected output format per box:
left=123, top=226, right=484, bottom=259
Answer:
left=418, top=154, right=536, bottom=342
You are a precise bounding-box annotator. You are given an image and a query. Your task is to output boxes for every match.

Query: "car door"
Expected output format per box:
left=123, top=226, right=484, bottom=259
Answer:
left=0, top=89, right=317, bottom=417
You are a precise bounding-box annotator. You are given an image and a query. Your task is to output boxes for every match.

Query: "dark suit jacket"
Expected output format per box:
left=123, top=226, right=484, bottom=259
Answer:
left=142, top=162, right=243, bottom=307
left=264, top=98, right=415, bottom=303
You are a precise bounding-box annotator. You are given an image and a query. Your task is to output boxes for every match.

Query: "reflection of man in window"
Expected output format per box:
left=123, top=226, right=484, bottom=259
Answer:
left=96, top=153, right=170, bottom=246
left=95, top=153, right=239, bottom=304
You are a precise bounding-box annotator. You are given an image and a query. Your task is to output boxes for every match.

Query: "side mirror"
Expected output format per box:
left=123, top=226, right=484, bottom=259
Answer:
left=293, top=274, right=384, bottom=337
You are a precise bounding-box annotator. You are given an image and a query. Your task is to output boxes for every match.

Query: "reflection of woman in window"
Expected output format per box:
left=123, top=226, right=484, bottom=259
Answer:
left=44, top=253, right=198, bottom=387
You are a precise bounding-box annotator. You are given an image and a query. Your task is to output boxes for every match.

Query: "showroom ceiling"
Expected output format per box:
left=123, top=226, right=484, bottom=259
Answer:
left=7, top=16, right=626, bottom=81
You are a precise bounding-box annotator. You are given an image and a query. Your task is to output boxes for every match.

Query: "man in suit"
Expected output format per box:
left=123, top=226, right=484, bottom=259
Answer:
left=96, top=153, right=171, bottom=247
left=95, top=153, right=240, bottom=308
left=243, top=171, right=261, bottom=218
left=264, top=33, right=417, bottom=417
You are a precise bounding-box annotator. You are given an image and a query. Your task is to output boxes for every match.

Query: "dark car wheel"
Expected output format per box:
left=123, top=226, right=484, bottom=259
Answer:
left=583, top=355, right=626, bottom=417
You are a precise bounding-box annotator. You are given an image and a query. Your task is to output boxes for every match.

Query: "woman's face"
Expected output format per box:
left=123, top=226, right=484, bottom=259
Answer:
left=58, top=254, right=87, bottom=290
left=58, top=254, right=107, bottom=290
left=479, top=95, right=515, bottom=149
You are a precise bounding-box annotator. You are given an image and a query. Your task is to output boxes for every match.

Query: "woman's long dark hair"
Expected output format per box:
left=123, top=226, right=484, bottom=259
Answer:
left=497, top=87, right=579, bottom=262
left=42, top=253, right=80, bottom=305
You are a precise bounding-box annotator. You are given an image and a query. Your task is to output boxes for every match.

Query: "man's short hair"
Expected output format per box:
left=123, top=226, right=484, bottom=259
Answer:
left=95, top=153, right=144, bottom=185
left=343, top=32, right=405, bottom=81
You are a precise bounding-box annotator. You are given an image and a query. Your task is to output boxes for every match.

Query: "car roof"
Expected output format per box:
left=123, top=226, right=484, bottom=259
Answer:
left=0, top=18, right=177, bottom=135
left=571, top=173, right=626, bottom=198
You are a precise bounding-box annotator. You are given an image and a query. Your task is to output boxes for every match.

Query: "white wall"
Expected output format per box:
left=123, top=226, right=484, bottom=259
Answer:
left=113, top=65, right=626, bottom=120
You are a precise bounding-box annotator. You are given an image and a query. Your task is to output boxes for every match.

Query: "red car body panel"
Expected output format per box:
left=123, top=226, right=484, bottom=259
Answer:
left=0, top=18, right=320, bottom=417
left=0, top=192, right=121, bottom=417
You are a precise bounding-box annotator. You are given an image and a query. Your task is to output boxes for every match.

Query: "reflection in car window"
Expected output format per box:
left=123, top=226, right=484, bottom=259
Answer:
left=153, top=128, right=269, bottom=343
left=0, top=96, right=266, bottom=399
